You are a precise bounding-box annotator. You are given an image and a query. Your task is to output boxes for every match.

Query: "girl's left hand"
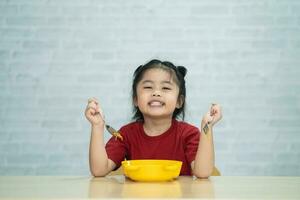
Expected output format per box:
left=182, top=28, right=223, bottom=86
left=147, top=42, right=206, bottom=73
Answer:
left=202, top=104, right=222, bottom=127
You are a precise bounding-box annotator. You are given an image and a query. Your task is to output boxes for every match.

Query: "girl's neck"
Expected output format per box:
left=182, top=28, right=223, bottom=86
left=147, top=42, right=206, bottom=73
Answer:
left=143, top=117, right=173, bottom=136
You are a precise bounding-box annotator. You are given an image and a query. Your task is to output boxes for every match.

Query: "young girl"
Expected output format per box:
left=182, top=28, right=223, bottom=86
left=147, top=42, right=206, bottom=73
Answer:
left=85, top=59, right=222, bottom=178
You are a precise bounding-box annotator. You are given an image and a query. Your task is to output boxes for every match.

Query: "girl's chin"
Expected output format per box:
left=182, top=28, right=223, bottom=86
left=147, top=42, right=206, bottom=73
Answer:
left=143, top=113, right=173, bottom=119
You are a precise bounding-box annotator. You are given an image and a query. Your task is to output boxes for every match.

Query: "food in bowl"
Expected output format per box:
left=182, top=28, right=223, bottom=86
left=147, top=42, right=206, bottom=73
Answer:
left=121, top=159, right=182, bottom=182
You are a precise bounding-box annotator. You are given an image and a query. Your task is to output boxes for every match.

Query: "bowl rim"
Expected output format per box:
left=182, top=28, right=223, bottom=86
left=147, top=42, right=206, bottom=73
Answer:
left=121, top=159, right=183, bottom=165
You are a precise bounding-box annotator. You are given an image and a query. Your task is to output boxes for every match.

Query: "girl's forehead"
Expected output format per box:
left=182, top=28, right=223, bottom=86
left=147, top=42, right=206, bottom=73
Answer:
left=140, top=68, right=175, bottom=82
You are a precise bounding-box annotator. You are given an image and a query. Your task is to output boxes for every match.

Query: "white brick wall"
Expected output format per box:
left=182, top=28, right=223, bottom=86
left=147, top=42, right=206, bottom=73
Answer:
left=0, top=0, right=300, bottom=175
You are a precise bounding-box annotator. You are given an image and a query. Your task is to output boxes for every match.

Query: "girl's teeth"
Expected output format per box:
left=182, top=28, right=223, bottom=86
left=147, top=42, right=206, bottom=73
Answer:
left=150, top=101, right=162, bottom=106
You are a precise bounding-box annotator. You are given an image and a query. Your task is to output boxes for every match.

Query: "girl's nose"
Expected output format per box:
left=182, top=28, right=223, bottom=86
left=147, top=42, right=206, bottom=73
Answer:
left=152, top=90, right=161, bottom=97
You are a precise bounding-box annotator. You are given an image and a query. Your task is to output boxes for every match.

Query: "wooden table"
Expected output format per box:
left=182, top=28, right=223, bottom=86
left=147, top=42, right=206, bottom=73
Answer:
left=0, top=176, right=299, bottom=199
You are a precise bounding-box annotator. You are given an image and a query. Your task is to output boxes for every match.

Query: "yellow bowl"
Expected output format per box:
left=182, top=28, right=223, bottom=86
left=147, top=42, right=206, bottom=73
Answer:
left=121, top=159, right=182, bottom=182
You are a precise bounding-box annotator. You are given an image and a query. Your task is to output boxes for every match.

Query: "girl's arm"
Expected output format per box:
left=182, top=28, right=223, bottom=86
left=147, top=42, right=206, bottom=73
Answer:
left=191, top=124, right=215, bottom=178
left=85, top=98, right=116, bottom=177
left=192, top=104, right=222, bottom=178
left=89, top=124, right=116, bottom=176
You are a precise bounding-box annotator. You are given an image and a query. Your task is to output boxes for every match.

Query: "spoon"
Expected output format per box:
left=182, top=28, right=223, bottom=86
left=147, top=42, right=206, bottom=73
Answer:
left=105, top=124, right=123, bottom=141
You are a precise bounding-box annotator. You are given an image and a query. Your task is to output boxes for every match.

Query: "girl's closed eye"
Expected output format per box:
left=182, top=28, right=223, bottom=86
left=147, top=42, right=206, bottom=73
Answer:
left=162, top=87, right=171, bottom=90
left=143, top=86, right=152, bottom=89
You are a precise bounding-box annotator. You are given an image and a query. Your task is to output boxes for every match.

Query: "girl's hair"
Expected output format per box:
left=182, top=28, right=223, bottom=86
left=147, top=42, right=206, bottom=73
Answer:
left=132, top=59, right=187, bottom=121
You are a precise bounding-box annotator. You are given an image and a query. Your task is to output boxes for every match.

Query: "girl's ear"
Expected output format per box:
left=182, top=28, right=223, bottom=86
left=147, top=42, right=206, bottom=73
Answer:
left=133, top=97, right=138, bottom=107
left=176, top=95, right=184, bottom=108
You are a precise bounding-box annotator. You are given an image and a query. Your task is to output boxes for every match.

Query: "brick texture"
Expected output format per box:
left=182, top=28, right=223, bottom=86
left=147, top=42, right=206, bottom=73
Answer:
left=0, top=0, right=300, bottom=175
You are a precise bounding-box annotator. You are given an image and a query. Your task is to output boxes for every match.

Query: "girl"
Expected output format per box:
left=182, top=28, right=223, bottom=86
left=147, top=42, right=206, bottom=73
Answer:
left=85, top=59, right=222, bottom=178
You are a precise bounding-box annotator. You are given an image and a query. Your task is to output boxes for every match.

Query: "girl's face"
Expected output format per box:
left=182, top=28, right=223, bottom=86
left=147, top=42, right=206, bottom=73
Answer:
left=134, top=68, right=182, bottom=120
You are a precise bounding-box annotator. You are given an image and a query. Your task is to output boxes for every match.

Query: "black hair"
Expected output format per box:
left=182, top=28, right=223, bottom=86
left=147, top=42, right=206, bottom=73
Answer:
left=132, top=59, right=187, bottom=121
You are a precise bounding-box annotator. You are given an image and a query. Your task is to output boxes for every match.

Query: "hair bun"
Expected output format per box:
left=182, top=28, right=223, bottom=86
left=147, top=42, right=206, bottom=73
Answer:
left=177, top=66, right=187, bottom=78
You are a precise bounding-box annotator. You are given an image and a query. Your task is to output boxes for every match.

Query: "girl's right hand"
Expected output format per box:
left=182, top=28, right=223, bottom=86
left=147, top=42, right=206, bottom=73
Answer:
left=85, top=97, right=105, bottom=126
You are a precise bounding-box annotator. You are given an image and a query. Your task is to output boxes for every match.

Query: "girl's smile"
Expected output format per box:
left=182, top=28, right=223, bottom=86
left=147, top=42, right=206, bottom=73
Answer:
left=148, top=100, right=165, bottom=107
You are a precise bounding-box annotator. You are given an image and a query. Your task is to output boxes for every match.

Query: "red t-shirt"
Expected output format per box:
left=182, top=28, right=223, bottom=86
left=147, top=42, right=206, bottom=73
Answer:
left=105, top=119, right=200, bottom=175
